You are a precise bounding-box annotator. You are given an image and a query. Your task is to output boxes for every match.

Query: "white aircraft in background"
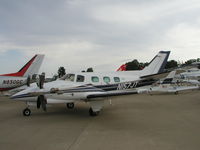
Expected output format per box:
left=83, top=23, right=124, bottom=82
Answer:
left=138, top=71, right=199, bottom=95
left=11, top=51, right=170, bottom=116
left=0, top=54, right=44, bottom=92
left=183, top=79, right=200, bottom=86
left=179, top=68, right=200, bottom=79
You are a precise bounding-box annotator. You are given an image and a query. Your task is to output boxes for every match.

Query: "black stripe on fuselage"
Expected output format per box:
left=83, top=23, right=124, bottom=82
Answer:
left=86, top=91, right=138, bottom=99
left=162, top=78, right=173, bottom=84
left=12, top=79, right=157, bottom=99
left=93, top=79, right=157, bottom=91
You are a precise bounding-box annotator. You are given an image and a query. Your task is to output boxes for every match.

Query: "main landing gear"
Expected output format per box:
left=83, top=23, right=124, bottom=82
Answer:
left=66, top=103, right=75, bottom=109
left=89, top=108, right=100, bottom=116
left=21, top=102, right=101, bottom=117
left=23, top=108, right=31, bottom=116
left=174, top=91, right=178, bottom=95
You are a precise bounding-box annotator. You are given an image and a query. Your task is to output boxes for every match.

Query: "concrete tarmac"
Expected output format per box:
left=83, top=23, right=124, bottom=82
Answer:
left=0, top=91, right=200, bottom=150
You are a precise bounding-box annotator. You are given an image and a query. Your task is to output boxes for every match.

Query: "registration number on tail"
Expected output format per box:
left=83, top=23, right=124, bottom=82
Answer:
left=3, top=80, right=23, bottom=85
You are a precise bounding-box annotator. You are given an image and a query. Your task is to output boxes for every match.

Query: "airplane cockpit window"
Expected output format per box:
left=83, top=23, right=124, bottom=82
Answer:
left=91, top=76, right=99, bottom=82
left=76, top=75, right=85, bottom=82
left=103, top=76, right=110, bottom=83
left=61, top=74, right=75, bottom=82
left=114, top=77, right=120, bottom=82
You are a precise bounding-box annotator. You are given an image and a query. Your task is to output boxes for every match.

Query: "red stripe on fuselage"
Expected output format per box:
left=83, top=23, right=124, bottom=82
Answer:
left=0, top=55, right=37, bottom=77
left=0, top=87, right=15, bottom=91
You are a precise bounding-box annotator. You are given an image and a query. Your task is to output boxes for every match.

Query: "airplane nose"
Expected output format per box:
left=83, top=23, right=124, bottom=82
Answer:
left=10, top=92, right=27, bottom=99
left=10, top=93, right=20, bottom=99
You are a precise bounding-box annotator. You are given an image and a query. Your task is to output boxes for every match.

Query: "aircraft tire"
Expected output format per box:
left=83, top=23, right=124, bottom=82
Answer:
left=66, top=103, right=74, bottom=109
left=174, top=91, right=178, bottom=95
left=89, top=108, right=99, bottom=116
left=23, top=108, right=31, bottom=116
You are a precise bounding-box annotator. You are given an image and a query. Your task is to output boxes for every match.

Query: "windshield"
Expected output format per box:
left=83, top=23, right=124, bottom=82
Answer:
left=60, top=74, right=75, bottom=82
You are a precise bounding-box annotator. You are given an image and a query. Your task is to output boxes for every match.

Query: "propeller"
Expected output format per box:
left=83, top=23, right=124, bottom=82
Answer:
left=36, top=72, right=45, bottom=89
left=26, top=75, right=31, bottom=87
left=37, top=95, right=47, bottom=111
left=36, top=72, right=47, bottom=111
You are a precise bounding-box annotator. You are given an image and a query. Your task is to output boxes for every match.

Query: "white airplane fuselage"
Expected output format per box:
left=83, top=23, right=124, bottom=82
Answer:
left=11, top=51, right=171, bottom=116
left=180, top=69, right=200, bottom=79
left=12, top=71, right=141, bottom=102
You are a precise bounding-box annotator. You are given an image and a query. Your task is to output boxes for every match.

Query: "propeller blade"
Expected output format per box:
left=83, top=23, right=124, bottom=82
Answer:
left=39, top=72, right=45, bottom=89
left=41, top=98, right=47, bottom=111
left=37, top=96, right=41, bottom=109
left=26, top=75, right=31, bottom=87
left=36, top=72, right=45, bottom=89
left=37, top=95, right=47, bottom=111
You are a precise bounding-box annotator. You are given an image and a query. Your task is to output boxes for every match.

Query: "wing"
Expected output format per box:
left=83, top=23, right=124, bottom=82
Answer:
left=174, top=86, right=199, bottom=92
left=86, top=90, right=138, bottom=99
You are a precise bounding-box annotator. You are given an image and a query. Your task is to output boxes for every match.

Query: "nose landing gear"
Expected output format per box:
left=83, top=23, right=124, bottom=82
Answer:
left=89, top=108, right=100, bottom=116
left=66, top=103, right=75, bottom=109
left=23, top=108, right=31, bottom=116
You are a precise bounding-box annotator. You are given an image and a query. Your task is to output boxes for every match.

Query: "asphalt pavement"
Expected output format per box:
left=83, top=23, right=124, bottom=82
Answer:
left=0, top=90, right=200, bottom=150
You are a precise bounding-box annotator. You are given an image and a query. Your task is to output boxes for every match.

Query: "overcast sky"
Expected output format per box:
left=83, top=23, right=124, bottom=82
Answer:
left=0, top=0, right=200, bottom=75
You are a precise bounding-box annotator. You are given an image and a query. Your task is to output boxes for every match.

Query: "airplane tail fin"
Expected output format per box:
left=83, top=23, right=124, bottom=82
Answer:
left=140, top=51, right=170, bottom=77
left=155, top=71, right=176, bottom=89
left=116, top=64, right=127, bottom=71
left=1, top=54, right=44, bottom=77
left=162, top=71, right=176, bottom=84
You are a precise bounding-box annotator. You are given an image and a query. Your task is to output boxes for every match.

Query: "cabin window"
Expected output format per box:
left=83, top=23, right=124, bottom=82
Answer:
left=76, top=75, right=85, bottom=82
left=64, top=74, right=75, bottom=82
left=114, top=77, right=120, bottom=82
left=91, top=76, right=99, bottom=82
left=103, top=76, right=110, bottom=83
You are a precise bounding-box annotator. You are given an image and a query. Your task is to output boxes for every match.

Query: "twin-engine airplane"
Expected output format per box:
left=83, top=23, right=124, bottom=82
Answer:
left=11, top=51, right=170, bottom=116
left=0, top=54, right=44, bottom=92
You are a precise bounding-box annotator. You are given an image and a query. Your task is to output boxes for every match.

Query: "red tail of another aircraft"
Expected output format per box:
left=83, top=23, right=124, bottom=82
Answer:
left=116, top=64, right=127, bottom=71
left=0, top=54, right=44, bottom=77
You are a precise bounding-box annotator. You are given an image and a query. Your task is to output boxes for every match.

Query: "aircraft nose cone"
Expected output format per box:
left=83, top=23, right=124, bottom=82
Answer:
left=10, top=92, right=28, bottom=99
left=10, top=93, right=20, bottom=99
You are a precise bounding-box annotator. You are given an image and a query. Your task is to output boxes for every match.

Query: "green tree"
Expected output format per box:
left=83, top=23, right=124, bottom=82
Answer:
left=139, top=62, right=149, bottom=70
left=86, top=67, right=94, bottom=72
left=165, top=60, right=178, bottom=69
left=126, top=59, right=140, bottom=70
left=58, top=67, right=66, bottom=78
left=185, top=59, right=196, bottom=65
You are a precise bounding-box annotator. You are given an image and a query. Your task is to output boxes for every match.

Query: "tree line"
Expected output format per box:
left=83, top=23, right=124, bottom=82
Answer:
left=125, top=58, right=200, bottom=71
left=57, top=58, right=200, bottom=78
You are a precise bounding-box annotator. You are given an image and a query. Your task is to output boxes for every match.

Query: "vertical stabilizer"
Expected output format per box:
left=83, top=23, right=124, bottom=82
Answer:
left=141, top=51, right=170, bottom=76
left=116, top=64, right=127, bottom=71
left=162, top=71, right=176, bottom=84
left=23, top=54, right=44, bottom=77
left=0, top=54, right=44, bottom=77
